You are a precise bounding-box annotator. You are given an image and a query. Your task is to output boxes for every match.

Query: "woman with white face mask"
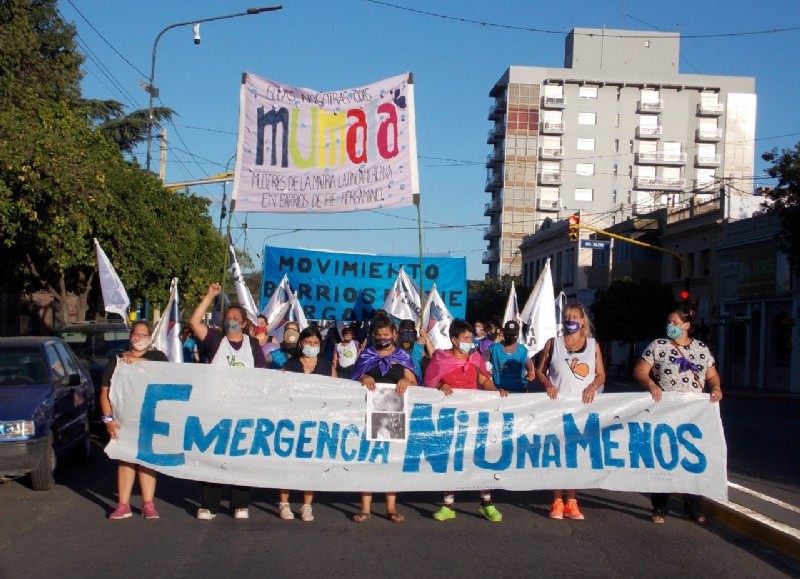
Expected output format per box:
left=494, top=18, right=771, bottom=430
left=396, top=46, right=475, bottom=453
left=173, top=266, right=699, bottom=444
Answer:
left=277, top=326, right=333, bottom=522
left=634, top=307, right=722, bottom=525
left=423, top=319, right=508, bottom=523
left=100, top=321, right=168, bottom=520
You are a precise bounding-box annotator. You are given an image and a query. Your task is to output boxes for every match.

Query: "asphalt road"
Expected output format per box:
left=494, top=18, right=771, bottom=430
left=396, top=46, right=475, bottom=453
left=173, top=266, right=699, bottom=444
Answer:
left=1, top=427, right=798, bottom=579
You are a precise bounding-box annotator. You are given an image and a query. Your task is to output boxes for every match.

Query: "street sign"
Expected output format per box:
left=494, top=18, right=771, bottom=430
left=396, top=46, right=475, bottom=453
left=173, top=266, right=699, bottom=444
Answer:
left=580, top=239, right=610, bottom=250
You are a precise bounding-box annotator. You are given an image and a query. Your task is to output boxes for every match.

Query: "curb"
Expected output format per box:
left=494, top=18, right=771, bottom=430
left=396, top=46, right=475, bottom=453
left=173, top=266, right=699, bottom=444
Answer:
left=702, top=498, right=800, bottom=563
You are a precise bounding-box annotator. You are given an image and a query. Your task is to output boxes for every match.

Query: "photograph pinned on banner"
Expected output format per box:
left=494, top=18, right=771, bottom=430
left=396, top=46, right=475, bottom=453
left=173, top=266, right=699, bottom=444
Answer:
left=366, top=386, right=408, bottom=442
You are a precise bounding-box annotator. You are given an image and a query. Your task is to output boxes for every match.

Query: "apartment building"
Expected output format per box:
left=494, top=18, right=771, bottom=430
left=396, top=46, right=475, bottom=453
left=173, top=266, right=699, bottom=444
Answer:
left=485, top=27, right=756, bottom=278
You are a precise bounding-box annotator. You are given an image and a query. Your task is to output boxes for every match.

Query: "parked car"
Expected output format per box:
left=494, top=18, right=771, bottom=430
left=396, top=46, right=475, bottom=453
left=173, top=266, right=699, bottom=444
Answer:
left=0, top=336, right=95, bottom=490
left=55, top=321, right=129, bottom=401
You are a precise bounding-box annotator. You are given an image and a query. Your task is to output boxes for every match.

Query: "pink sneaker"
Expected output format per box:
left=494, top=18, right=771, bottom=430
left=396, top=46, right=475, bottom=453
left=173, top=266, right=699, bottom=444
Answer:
left=141, top=501, right=160, bottom=520
left=108, top=503, right=132, bottom=520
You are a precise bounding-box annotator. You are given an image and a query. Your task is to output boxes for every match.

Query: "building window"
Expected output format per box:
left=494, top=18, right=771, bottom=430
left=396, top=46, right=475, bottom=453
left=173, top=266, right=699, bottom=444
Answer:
left=700, top=249, right=711, bottom=276
left=614, top=138, right=619, bottom=153
left=614, top=114, right=620, bottom=128
left=579, top=86, right=598, bottom=99
left=578, top=112, right=596, bottom=125
left=576, top=137, right=595, bottom=151
left=563, top=248, right=575, bottom=286
left=575, top=188, right=594, bottom=201
left=773, top=312, right=793, bottom=366
left=576, top=163, right=594, bottom=176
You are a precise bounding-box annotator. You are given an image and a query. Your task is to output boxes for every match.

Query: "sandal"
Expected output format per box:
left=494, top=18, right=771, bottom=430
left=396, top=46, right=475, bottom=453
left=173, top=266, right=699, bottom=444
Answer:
left=386, top=511, right=405, bottom=523
left=352, top=512, right=371, bottom=523
left=688, top=513, right=707, bottom=525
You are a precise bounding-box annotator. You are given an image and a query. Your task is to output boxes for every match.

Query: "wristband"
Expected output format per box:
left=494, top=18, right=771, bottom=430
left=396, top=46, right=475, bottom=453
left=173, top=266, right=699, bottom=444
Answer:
left=101, top=415, right=115, bottom=424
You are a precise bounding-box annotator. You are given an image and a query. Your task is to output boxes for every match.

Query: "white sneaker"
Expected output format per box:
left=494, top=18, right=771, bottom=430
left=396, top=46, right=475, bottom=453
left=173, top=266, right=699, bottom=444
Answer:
left=300, top=504, right=314, bottom=522
left=279, top=502, right=295, bottom=520
left=197, top=508, right=216, bottom=521
left=234, top=508, right=249, bottom=520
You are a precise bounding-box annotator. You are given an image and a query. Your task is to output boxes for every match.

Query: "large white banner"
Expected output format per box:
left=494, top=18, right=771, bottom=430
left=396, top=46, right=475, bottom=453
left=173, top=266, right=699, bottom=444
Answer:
left=106, top=362, right=728, bottom=500
left=232, top=73, right=419, bottom=213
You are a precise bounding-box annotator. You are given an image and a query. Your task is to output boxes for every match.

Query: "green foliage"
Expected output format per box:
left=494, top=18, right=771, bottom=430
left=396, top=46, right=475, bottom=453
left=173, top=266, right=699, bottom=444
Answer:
left=466, top=276, right=529, bottom=324
left=590, top=278, right=676, bottom=345
left=0, top=0, right=83, bottom=107
left=762, top=145, right=800, bottom=268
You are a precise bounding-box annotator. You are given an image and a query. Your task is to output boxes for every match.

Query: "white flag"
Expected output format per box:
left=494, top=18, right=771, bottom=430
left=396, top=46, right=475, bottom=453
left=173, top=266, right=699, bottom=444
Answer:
left=261, top=274, right=293, bottom=327
left=502, top=281, right=521, bottom=327
left=94, top=238, right=130, bottom=320
left=151, top=278, right=182, bottom=363
left=421, top=284, right=454, bottom=350
left=382, top=267, right=423, bottom=323
left=554, top=291, right=568, bottom=338
left=519, top=259, right=557, bottom=358
left=228, top=239, right=258, bottom=324
left=266, top=287, right=308, bottom=342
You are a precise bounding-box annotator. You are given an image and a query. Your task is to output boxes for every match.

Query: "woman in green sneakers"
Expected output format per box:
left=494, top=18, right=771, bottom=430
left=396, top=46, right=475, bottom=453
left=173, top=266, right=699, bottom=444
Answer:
left=423, top=319, right=508, bottom=522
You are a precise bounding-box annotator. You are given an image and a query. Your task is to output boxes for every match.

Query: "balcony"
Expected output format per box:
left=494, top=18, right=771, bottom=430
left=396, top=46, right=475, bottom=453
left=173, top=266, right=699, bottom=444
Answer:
left=540, top=121, right=565, bottom=134
left=695, top=153, right=721, bottom=167
left=539, top=146, right=564, bottom=159
left=635, top=151, right=687, bottom=165
left=634, top=176, right=684, bottom=190
left=542, top=95, right=566, bottom=108
left=485, top=173, right=503, bottom=192
left=484, top=198, right=502, bottom=215
left=486, top=125, right=505, bottom=144
left=637, top=100, right=663, bottom=113
left=697, top=102, right=724, bottom=116
left=692, top=178, right=718, bottom=192
left=537, top=198, right=561, bottom=211
left=488, top=99, right=507, bottom=120
left=538, top=172, right=562, bottom=185
left=482, top=249, right=500, bottom=264
left=485, top=149, right=505, bottom=167
left=695, top=128, right=723, bottom=141
left=483, top=224, right=501, bottom=240
left=635, top=126, right=662, bottom=139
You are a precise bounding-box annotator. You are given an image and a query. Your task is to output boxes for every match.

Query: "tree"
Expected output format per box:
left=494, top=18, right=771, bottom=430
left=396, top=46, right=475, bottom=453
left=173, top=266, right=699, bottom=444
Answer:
left=762, top=144, right=800, bottom=268
left=590, top=278, right=676, bottom=370
left=80, top=99, right=175, bottom=156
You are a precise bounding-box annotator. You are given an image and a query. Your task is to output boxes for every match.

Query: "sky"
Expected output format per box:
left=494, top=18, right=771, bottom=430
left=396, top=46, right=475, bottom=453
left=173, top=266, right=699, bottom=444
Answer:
left=60, top=0, right=800, bottom=281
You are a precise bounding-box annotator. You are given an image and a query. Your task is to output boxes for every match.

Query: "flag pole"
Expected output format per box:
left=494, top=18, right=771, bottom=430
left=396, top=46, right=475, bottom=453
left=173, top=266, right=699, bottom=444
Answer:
left=415, top=192, right=426, bottom=328
left=219, top=202, right=235, bottom=324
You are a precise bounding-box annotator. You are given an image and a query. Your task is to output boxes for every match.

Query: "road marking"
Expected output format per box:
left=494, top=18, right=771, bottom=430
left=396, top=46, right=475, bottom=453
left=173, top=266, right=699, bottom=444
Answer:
left=713, top=499, right=800, bottom=542
left=729, top=482, right=800, bottom=515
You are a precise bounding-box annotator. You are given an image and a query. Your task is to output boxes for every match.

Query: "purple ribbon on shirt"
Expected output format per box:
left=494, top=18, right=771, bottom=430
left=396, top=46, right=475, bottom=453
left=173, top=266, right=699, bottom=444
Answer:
left=350, top=346, right=416, bottom=381
left=676, top=356, right=701, bottom=374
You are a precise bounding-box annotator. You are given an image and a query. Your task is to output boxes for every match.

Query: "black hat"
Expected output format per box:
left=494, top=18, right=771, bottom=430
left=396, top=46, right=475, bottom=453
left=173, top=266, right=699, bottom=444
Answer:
left=398, top=319, right=416, bottom=332
left=503, top=320, right=520, bottom=336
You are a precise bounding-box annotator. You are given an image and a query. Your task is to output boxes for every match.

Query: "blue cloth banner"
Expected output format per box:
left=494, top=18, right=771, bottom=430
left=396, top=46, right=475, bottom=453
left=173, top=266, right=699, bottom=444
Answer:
left=260, top=246, right=466, bottom=321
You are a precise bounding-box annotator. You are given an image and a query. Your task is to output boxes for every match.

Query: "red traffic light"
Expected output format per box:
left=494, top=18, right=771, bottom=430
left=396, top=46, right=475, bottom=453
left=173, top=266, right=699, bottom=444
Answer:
left=679, top=289, right=690, bottom=301
left=568, top=213, right=580, bottom=241
left=568, top=214, right=580, bottom=226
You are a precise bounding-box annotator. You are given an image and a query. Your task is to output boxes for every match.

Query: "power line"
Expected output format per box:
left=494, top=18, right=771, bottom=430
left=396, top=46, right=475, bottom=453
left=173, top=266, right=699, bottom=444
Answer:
left=364, top=1, right=800, bottom=40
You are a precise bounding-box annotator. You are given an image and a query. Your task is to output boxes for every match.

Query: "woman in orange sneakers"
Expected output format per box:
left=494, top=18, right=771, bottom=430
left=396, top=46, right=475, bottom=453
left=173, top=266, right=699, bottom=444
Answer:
left=535, top=303, right=606, bottom=520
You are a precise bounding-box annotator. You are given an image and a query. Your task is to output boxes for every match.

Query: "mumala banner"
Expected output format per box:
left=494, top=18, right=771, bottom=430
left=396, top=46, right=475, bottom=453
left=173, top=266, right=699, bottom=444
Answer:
left=106, top=362, right=728, bottom=500
left=260, top=246, right=467, bottom=321
left=231, top=72, right=419, bottom=213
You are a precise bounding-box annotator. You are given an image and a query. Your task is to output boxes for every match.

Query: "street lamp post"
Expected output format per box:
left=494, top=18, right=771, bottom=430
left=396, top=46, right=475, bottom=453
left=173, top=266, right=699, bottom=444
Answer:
left=144, top=5, right=282, bottom=173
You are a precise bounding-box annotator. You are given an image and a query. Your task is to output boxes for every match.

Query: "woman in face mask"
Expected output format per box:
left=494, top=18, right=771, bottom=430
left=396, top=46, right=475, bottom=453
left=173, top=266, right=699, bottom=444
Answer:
left=277, top=326, right=333, bottom=522
left=534, top=303, right=606, bottom=522
left=488, top=320, right=535, bottom=393
left=633, top=307, right=722, bottom=525
left=424, top=319, right=508, bottom=523
left=100, top=321, right=168, bottom=520
left=349, top=312, right=417, bottom=523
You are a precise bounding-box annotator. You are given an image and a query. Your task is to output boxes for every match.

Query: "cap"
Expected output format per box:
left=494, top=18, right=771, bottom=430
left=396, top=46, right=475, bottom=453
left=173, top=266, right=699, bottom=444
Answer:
left=283, top=328, right=300, bottom=346
left=503, top=320, right=520, bottom=336
left=398, top=319, right=416, bottom=332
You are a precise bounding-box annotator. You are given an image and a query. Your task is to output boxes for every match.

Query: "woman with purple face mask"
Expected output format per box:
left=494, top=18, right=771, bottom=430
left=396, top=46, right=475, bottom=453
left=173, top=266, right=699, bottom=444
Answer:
left=535, top=303, right=606, bottom=522
left=349, top=312, right=417, bottom=523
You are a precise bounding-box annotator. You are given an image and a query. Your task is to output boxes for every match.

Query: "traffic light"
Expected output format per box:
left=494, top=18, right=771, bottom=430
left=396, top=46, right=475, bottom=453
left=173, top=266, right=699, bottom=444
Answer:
left=679, top=289, right=690, bottom=307
left=568, top=213, right=580, bottom=241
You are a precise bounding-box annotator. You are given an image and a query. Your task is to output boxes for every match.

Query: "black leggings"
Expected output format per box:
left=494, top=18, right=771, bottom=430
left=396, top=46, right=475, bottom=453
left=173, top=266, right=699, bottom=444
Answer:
left=199, top=482, right=251, bottom=513
left=651, top=493, right=702, bottom=517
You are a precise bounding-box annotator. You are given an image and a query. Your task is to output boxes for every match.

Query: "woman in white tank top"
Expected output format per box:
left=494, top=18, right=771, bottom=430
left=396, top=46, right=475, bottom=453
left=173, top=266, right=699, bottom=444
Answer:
left=535, top=303, right=606, bottom=522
